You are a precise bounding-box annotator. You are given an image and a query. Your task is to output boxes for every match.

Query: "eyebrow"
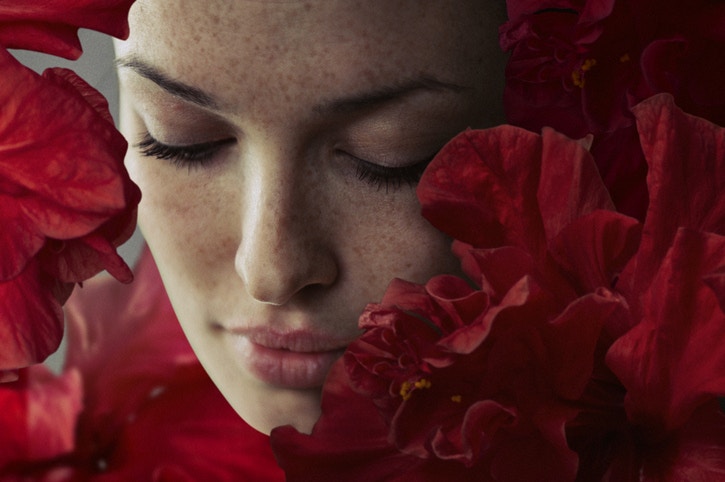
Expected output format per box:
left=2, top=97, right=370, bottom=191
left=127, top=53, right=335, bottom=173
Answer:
left=115, top=55, right=468, bottom=114
left=314, top=76, right=468, bottom=114
left=115, top=55, right=220, bottom=109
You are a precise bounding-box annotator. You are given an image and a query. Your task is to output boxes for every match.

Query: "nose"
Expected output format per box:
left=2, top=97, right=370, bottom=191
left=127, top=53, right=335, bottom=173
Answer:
left=234, top=152, right=338, bottom=306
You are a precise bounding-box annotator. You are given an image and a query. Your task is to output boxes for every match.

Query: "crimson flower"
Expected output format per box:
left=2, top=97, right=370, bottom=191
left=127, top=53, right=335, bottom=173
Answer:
left=500, top=0, right=725, bottom=220
left=0, top=2, right=140, bottom=380
left=274, top=94, right=725, bottom=481
left=0, top=248, right=285, bottom=481
left=273, top=96, right=642, bottom=481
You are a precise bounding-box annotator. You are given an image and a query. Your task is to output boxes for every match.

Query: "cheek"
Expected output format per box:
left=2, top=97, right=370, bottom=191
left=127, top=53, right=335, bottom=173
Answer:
left=127, top=155, right=240, bottom=294
left=336, top=189, right=459, bottom=303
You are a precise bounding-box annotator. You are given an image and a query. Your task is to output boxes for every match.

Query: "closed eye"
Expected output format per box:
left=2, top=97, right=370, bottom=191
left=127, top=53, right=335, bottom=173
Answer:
left=345, top=152, right=436, bottom=192
left=135, top=132, right=236, bottom=169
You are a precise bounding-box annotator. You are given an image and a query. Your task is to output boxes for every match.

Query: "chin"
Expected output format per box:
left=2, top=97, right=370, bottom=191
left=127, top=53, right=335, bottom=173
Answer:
left=228, top=383, right=324, bottom=436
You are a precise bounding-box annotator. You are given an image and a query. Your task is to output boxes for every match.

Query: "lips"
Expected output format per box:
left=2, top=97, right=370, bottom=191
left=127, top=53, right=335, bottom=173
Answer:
left=222, top=326, right=351, bottom=389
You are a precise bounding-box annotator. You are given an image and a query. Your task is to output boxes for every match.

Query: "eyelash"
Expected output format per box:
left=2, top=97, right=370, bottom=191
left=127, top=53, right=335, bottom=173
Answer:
left=350, top=154, right=433, bottom=191
left=135, top=133, right=233, bottom=170
left=136, top=132, right=435, bottom=190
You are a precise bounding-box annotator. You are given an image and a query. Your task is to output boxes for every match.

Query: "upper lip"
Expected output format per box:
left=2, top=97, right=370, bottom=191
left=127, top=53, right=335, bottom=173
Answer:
left=222, top=324, right=354, bottom=353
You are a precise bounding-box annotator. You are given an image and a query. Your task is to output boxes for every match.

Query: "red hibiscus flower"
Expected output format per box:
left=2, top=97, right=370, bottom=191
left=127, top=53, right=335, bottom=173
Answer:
left=274, top=94, right=725, bottom=481
left=500, top=0, right=725, bottom=220
left=273, top=101, right=643, bottom=481
left=0, top=3, right=140, bottom=380
left=0, top=247, right=285, bottom=481
left=568, top=94, right=725, bottom=481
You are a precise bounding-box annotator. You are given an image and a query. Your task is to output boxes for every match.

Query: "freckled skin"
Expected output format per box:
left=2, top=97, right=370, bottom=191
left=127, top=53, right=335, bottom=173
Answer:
left=117, top=0, right=506, bottom=434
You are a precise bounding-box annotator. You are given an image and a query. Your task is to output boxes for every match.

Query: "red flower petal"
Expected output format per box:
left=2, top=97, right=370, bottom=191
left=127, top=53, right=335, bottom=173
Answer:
left=0, top=46, right=138, bottom=373
left=419, top=125, right=616, bottom=267
left=83, top=365, right=283, bottom=482
left=608, top=228, right=725, bottom=432
left=536, top=127, right=614, bottom=243
left=0, top=259, right=66, bottom=371
left=272, top=362, right=423, bottom=482
left=0, top=366, right=83, bottom=467
left=627, top=94, right=725, bottom=296
left=452, top=244, right=538, bottom=301
left=418, top=126, right=545, bottom=252
left=0, top=0, right=134, bottom=58
left=0, top=198, right=43, bottom=280
left=0, top=49, right=138, bottom=278
left=548, top=209, right=641, bottom=294
left=63, top=248, right=198, bottom=426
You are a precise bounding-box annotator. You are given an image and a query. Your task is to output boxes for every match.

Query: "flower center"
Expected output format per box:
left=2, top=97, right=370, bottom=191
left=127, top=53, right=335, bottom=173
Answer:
left=572, top=58, right=597, bottom=88
left=399, top=378, right=432, bottom=401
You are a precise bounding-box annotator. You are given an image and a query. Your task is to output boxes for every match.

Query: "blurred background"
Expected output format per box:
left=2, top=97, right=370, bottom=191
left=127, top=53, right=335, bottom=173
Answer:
left=11, top=29, right=144, bottom=371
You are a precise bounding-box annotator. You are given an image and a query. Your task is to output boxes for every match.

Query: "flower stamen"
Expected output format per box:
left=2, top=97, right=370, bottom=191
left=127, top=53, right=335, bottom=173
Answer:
left=400, top=378, right=432, bottom=401
left=572, top=58, right=597, bottom=88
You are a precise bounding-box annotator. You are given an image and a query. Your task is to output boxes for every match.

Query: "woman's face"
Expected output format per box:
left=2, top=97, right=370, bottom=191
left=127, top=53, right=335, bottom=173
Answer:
left=117, top=0, right=505, bottom=434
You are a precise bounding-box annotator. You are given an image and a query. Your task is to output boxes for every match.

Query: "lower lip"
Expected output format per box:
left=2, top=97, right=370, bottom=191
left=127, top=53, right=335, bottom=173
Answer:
left=225, top=334, right=345, bottom=389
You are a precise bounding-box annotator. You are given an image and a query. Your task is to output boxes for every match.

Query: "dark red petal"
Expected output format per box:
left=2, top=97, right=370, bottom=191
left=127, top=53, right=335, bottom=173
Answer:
left=548, top=210, right=641, bottom=293
left=39, top=232, right=133, bottom=284
left=537, top=128, right=614, bottom=243
left=639, top=402, right=725, bottom=482
left=272, top=362, right=417, bottom=482
left=627, top=94, right=725, bottom=293
left=546, top=290, right=624, bottom=400
left=418, top=127, right=546, bottom=253
left=0, top=259, right=64, bottom=372
left=608, top=228, right=725, bottom=432
left=703, top=267, right=725, bottom=315
left=0, top=197, right=43, bottom=280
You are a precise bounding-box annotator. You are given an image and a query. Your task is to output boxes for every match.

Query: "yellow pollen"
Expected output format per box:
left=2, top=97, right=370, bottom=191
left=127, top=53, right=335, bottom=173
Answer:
left=400, top=378, right=432, bottom=401
left=572, top=58, right=597, bottom=88
left=414, top=379, right=432, bottom=389
left=400, top=381, right=413, bottom=401
left=619, top=53, right=631, bottom=63
left=451, top=395, right=462, bottom=403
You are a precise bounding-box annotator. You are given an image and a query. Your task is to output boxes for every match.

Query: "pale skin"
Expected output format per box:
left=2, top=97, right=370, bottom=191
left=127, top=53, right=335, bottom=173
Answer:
left=116, top=0, right=506, bottom=434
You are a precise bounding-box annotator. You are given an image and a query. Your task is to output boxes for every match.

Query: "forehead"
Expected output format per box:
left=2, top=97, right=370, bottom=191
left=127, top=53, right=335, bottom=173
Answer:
left=121, top=0, right=503, bottom=109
